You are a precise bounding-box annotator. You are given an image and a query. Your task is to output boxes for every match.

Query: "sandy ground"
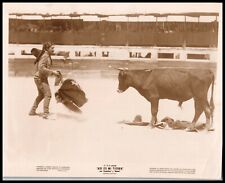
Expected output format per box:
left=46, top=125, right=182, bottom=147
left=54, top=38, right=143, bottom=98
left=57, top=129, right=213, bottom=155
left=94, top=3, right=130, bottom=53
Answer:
left=3, top=72, right=222, bottom=179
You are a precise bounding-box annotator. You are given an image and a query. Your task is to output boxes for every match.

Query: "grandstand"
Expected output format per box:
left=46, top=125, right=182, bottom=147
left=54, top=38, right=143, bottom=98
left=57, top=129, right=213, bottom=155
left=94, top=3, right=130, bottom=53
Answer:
left=9, top=12, right=218, bottom=47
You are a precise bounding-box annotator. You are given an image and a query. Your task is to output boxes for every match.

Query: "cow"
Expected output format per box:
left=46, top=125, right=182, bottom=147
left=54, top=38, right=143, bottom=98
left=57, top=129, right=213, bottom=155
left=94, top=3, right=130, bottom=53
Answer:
left=117, top=68, right=215, bottom=132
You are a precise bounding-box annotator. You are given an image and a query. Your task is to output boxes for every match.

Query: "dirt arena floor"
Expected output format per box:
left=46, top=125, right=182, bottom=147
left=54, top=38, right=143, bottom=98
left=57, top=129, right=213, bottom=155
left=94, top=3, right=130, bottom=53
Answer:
left=4, top=70, right=222, bottom=179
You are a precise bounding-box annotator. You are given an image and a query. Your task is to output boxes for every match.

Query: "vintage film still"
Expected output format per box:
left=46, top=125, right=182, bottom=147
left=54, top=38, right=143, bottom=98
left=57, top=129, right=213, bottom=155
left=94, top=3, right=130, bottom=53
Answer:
left=3, top=3, right=223, bottom=180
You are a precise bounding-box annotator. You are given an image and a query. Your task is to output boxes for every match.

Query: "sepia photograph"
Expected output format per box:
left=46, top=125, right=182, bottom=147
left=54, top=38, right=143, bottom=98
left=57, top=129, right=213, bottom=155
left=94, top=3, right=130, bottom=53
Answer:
left=3, top=2, right=223, bottom=180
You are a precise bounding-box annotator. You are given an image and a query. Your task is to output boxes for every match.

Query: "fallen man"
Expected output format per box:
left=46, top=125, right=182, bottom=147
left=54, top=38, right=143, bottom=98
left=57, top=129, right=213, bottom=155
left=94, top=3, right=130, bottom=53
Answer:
left=160, top=117, right=208, bottom=131
left=121, top=115, right=208, bottom=132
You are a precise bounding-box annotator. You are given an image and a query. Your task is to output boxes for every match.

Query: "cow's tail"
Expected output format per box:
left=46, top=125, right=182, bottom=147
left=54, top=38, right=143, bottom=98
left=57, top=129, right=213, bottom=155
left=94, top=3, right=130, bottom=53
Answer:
left=178, top=101, right=183, bottom=109
left=210, top=74, right=215, bottom=119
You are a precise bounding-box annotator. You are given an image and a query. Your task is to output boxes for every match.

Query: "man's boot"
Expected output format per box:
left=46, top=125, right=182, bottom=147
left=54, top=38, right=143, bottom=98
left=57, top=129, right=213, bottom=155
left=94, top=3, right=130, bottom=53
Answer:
left=42, top=112, right=49, bottom=119
left=29, top=108, right=37, bottom=116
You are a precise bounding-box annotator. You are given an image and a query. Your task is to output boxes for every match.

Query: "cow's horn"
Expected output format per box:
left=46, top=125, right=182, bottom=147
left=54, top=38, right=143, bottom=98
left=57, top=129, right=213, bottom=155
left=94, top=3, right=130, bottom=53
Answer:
left=145, top=69, right=151, bottom=72
left=116, top=67, right=125, bottom=71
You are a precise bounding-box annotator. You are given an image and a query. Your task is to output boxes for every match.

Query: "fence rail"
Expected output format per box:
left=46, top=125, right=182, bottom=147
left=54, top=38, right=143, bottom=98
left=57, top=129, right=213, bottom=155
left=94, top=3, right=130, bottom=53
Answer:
left=8, top=44, right=218, bottom=63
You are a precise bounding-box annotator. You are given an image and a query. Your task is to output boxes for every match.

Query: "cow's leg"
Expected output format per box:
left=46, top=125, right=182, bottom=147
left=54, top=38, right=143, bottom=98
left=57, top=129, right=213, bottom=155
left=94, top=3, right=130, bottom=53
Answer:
left=150, top=98, right=159, bottom=128
left=203, top=100, right=214, bottom=131
left=187, top=99, right=204, bottom=132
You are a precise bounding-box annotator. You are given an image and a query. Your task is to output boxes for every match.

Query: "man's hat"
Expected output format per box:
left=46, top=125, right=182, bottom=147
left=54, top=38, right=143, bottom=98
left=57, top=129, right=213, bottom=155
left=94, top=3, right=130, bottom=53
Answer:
left=132, top=115, right=142, bottom=123
left=43, top=41, right=54, bottom=51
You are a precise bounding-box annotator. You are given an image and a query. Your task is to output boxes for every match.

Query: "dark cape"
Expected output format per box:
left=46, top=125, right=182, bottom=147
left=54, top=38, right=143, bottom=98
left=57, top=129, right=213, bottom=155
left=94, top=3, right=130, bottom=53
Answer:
left=55, top=79, right=88, bottom=113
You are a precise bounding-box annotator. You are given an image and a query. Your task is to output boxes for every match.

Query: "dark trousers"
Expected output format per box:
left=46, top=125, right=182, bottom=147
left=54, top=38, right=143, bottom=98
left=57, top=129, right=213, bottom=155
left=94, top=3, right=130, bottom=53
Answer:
left=30, top=78, right=52, bottom=114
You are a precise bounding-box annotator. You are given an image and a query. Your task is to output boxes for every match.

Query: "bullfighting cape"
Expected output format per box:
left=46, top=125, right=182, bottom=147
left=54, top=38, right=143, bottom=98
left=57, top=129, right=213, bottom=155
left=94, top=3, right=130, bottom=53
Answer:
left=55, top=78, right=88, bottom=113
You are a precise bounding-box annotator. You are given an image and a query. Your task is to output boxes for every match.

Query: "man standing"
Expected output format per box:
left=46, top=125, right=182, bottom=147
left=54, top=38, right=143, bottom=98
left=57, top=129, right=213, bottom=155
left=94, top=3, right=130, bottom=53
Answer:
left=29, top=42, right=60, bottom=119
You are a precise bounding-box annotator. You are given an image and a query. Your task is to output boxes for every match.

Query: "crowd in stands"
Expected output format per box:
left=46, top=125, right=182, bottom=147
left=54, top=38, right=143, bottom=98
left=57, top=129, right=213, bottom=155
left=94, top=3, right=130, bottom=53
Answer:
left=9, top=18, right=218, bottom=47
left=9, top=19, right=218, bottom=33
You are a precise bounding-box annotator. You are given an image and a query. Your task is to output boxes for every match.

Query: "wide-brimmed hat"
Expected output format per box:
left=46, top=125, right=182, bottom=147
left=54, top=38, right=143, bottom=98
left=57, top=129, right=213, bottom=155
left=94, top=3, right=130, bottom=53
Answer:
left=132, top=115, right=142, bottom=123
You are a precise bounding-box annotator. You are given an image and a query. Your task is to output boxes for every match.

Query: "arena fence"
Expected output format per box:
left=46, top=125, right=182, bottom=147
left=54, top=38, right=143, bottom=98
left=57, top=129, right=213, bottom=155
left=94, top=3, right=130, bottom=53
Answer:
left=8, top=44, right=218, bottom=63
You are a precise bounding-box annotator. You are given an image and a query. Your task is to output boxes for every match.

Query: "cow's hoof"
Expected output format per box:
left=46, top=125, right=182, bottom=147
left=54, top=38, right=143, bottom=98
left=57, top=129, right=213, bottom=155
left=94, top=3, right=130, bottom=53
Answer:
left=207, top=128, right=215, bottom=131
left=154, top=122, right=167, bottom=129
left=150, top=124, right=155, bottom=129
left=205, top=124, right=215, bottom=131
left=186, top=128, right=198, bottom=132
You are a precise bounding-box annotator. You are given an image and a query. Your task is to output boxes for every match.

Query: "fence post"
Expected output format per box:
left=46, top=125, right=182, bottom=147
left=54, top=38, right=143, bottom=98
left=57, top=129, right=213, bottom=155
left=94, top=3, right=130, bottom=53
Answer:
left=180, top=49, right=187, bottom=61
left=151, top=48, right=158, bottom=62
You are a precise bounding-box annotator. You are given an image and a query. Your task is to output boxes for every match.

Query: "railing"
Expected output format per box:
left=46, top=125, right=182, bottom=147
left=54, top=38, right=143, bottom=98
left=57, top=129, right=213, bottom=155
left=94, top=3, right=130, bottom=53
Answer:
left=8, top=44, right=218, bottom=62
